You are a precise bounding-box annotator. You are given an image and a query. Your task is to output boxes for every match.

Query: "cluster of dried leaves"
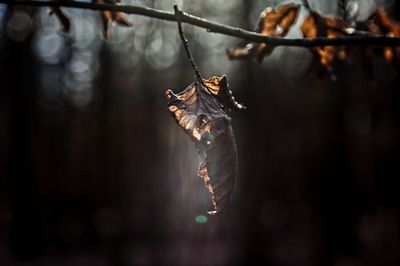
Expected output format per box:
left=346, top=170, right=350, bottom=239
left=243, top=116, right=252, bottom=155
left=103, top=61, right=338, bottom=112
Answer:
left=49, top=0, right=131, bottom=38
left=227, top=2, right=400, bottom=79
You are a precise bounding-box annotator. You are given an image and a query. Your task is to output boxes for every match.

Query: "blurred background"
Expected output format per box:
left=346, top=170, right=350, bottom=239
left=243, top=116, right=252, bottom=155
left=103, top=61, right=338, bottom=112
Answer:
left=0, top=0, right=399, bottom=265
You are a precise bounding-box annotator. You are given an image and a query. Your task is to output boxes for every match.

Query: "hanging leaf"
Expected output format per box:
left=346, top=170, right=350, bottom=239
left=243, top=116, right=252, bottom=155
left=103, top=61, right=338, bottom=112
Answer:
left=301, top=10, right=349, bottom=79
left=48, top=0, right=70, bottom=32
left=96, top=0, right=132, bottom=38
left=366, top=9, right=400, bottom=61
left=166, top=75, right=243, bottom=214
left=226, top=3, right=300, bottom=63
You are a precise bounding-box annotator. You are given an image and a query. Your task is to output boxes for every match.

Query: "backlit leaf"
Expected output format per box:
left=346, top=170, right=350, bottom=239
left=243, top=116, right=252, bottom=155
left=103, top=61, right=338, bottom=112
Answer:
left=366, top=9, right=400, bottom=61
left=301, top=10, right=349, bottom=79
left=203, top=75, right=246, bottom=111
left=96, top=0, right=132, bottom=38
left=166, top=76, right=244, bottom=214
left=226, top=3, right=300, bottom=63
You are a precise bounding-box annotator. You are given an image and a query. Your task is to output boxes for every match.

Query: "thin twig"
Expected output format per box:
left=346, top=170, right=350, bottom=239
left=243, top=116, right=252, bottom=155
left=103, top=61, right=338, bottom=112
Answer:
left=174, top=5, right=203, bottom=85
left=1, top=0, right=400, bottom=47
left=338, top=0, right=348, bottom=21
left=301, top=0, right=312, bottom=11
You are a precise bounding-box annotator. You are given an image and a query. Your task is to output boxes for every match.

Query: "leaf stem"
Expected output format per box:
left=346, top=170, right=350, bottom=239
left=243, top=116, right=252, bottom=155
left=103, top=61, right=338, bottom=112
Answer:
left=174, top=5, right=204, bottom=85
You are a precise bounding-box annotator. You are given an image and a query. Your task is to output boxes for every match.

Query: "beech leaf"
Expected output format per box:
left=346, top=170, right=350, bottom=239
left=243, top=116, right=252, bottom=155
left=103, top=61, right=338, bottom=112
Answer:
left=301, top=10, right=349, bottom=78
left=203, top=75, right=246, bottom=111
left=226, top=3, right=300, bottom=63
left=166, top=75, right=243, bottom=214
left=96, top=0, right=132, bottom=38
left=366, top=9, right=400, bottom=61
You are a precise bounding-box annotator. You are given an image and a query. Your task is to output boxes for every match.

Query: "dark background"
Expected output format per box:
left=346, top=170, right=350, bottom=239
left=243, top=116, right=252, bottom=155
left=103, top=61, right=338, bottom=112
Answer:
left=0, top=0, right=399, bottom=265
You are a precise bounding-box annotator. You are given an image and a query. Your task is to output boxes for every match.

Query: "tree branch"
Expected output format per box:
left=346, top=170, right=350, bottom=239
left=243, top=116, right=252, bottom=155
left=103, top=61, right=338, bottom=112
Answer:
left=2, top=0, right=400, bottom=47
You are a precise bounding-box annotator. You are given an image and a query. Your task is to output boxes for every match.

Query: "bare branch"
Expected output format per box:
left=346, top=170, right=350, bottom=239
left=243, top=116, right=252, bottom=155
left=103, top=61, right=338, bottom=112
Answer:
left=338, top=0, right=348, bottom=21
left=1, top=0, right=400, bottom=47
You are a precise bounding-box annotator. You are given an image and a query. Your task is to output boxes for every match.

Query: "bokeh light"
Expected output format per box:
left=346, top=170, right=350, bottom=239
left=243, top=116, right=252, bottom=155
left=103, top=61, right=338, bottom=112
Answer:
left=6, top=10, right=32, bottom=42
left=195, top=214, right=208, bottom=224
left=33, top=30, right=66, bottom=64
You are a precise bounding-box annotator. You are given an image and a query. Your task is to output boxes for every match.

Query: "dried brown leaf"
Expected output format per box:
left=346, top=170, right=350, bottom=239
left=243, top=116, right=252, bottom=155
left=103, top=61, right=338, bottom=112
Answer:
left=203, top=75, right=246, bottom=111
left=112, top=10, right=131, bottom=27
left=96, top=0, right=132, bottom=38
left=371, top=9, right=400, bottom=36
left=226, top=3, right=300, bottom=63
left=366, top=9, right=400, bottom=61
left=165, top=76, right=244, bottom=214
left=301, top=11, right=349, bottom=78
